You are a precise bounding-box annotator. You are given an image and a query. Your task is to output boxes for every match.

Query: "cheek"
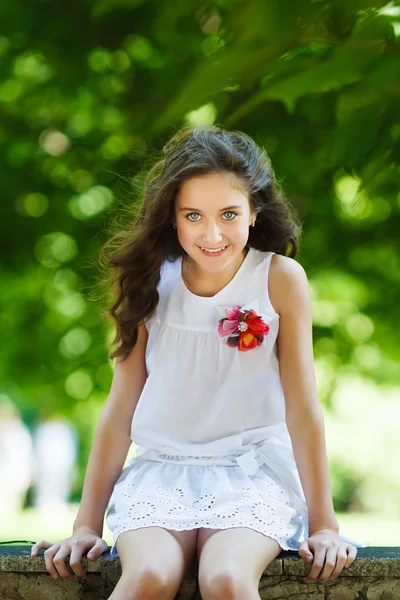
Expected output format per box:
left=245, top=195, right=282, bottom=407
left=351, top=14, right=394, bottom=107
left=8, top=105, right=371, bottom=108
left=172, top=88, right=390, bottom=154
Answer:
left=176, top=226, right=196, bottom=250
left=178, top=225, right=193, bottom=242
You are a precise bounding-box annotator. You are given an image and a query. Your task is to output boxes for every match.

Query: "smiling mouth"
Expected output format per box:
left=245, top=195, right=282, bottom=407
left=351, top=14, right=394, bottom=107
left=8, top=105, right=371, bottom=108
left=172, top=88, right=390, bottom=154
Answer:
left=198, top=245, right=228, bottom=253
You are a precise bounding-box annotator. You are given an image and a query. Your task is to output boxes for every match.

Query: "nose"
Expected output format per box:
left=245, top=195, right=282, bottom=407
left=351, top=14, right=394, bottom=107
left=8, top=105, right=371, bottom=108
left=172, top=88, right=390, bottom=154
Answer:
left=202, top=220, right=224, bottom=245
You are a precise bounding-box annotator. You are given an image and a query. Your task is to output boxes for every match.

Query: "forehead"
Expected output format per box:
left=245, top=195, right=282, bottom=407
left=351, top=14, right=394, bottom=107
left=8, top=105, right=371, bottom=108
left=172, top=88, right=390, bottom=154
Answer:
left=176, top=171, right=248, bottom=206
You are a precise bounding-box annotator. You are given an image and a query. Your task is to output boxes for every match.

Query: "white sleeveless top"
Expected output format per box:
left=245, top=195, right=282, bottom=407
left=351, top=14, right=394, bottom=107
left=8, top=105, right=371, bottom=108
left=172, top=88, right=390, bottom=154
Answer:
left=129, top=246, right=309, bottom=533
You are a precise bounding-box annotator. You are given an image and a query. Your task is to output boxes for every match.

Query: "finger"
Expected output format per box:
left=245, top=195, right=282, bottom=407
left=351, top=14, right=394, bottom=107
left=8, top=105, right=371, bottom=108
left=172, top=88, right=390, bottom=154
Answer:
left=69, top=544, right=88, bottom=579
left=43, top=545, right=62, bottom=579
left=87, top=539, right=108, bottom=560
left=30, top=540, right=53, bottom=557
left=317, top=546, right=338, bottom=582
left=306, top=547, right=326, bottom=581
left=298, top=540, right=313, bottom=564
left=328, top=550, right=348, bottom=580
left=344, top=544, right=358, bottom=568
left=53, top=546, right=74, bottom=578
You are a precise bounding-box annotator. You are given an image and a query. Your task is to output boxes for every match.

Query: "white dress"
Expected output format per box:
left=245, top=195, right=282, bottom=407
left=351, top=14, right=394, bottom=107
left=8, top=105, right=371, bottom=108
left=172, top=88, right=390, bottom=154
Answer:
left=105, top=246, right=360, bottom=557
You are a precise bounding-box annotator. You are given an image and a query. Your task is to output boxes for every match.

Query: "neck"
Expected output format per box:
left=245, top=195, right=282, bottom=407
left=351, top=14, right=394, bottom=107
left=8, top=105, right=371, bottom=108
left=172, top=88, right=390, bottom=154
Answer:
left=185, top=247, right=249, bottom=295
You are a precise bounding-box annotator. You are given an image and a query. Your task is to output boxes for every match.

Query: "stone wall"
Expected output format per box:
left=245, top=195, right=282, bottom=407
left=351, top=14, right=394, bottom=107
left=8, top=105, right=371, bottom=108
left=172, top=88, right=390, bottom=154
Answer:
left=0, top=546, right=399, bottom=599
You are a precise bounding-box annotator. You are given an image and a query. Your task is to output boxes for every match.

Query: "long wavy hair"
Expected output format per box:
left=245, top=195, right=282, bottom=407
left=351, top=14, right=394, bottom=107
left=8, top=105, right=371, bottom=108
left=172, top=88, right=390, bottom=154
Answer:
left=98, top=124, right=302, bottom=362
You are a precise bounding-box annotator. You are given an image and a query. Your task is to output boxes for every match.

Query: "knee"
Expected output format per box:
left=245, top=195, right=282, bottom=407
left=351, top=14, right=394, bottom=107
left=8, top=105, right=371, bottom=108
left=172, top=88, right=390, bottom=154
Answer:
left=199, top=569, right=257, bottom=600
left=112, top=568, right=176, bottom=600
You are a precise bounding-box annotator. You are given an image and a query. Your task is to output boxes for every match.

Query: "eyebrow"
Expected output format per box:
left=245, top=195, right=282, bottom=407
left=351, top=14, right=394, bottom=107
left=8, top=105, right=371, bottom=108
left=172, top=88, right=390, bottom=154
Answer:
left=179, top=205, right=243, bottom=212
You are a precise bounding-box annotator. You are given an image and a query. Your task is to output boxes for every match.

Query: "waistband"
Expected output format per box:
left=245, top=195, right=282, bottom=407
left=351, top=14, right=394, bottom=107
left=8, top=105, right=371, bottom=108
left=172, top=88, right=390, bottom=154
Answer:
left=132, top=439, right=308, bottom=519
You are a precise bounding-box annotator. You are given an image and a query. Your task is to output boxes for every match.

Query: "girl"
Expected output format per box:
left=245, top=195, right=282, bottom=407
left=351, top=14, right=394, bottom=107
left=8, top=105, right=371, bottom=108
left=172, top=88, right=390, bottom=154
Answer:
left=31, top=124, right=362, bottom=599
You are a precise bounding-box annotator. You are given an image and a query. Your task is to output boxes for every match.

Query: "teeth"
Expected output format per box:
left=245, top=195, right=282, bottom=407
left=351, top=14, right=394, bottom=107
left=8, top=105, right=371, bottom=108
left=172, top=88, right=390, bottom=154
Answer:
left=201, top=246, right=226, bottom=253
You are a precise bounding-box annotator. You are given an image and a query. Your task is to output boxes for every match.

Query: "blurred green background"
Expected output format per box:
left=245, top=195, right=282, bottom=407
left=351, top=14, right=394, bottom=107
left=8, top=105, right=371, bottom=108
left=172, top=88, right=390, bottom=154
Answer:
left=1, top=0, right=399, bottom=546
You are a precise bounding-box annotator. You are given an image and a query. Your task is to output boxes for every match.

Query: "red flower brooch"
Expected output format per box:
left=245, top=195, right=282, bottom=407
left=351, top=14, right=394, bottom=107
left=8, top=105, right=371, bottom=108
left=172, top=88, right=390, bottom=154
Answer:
left=216, top=300, right=271, bottom=352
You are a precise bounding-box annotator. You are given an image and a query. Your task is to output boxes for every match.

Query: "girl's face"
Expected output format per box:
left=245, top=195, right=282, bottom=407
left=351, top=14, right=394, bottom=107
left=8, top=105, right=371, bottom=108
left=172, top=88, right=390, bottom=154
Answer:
left=173, top=171, right=256, bottom=276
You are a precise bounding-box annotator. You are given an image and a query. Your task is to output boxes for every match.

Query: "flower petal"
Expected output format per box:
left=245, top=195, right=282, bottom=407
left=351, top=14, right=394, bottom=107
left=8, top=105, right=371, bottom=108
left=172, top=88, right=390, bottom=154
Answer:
left=225, top=305, right=241, bottom=320
left=238, top=331, right=260, bottom=351
left=218, top=319, right=238, bottom=337
left=226, top=334, right=239, bottom=348
left=249, top=320, right=270, bottom=336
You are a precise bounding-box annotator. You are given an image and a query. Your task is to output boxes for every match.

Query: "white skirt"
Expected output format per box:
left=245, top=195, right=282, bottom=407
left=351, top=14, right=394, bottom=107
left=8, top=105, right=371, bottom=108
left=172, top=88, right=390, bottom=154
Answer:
left=105, top=457, right=306, bottom=558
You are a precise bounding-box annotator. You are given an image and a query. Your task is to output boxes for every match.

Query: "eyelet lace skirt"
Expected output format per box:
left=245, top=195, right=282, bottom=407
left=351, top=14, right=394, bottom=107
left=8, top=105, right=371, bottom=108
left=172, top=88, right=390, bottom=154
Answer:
left=105, top=454, right=306, bottom=558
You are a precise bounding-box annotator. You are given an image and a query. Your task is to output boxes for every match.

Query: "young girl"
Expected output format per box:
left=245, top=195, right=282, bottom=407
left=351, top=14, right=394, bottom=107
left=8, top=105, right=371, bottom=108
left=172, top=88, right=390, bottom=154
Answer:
left=31, top=124, right=362, bottom=599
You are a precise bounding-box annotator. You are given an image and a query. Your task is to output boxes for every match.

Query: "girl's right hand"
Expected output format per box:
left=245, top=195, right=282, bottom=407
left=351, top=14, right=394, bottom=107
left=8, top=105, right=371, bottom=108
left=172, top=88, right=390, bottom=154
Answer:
left=30, top=527, right=109, bottom=579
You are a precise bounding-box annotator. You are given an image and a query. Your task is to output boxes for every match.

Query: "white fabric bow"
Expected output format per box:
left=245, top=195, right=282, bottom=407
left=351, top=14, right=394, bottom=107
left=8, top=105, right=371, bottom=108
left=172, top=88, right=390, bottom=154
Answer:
left=215, top=298, right=275, bottom=324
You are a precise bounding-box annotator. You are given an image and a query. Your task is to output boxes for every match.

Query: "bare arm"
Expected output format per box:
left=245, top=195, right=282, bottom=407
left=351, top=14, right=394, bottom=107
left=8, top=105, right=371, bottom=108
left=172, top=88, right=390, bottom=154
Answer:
left=73, top=321, right=149, bottom=536
left=270, top=255, right=339, bottom=535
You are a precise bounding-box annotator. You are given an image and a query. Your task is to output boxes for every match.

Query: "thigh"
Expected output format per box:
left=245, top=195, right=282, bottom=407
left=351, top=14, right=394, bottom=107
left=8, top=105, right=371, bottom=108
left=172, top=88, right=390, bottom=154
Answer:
left=197, top=527, right=282, bottom=585
left=116, top=526, right=198, bottom=588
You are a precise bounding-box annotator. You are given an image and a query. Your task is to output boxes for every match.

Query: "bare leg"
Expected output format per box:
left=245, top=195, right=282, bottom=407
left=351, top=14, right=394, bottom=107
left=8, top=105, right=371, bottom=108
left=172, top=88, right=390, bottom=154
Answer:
left=197, top=527, right=282, bottom=600
left=108, top=526, right=198, bottom=600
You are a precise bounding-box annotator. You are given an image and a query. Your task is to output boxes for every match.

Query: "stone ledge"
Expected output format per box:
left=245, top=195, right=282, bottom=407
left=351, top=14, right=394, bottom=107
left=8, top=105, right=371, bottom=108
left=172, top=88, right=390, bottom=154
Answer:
left=0, top=546, right=399, bottom=599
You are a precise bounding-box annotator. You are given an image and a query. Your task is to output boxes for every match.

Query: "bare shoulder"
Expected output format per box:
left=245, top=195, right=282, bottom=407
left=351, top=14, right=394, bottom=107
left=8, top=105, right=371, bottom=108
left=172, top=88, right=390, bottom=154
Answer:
left=269, top=253, right=310, bottom=316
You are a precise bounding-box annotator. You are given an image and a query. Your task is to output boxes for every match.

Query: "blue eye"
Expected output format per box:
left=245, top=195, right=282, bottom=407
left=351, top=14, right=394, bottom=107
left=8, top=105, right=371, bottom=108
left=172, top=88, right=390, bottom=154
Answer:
left=186, top=212, right=237, bottom=221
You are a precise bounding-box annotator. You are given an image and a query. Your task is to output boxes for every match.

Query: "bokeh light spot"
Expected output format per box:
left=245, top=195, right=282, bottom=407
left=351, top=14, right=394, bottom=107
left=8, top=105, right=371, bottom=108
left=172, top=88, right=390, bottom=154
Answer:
left=39, top=129, right=70, bottom=156
left=59, top=328, right=92, bottom=359
left=69, top=185, right=114, bottom=220
left=15, top=193, right=49, bottom=217
left=65, top=370, right=93, bottom=400
left=35, top=232, right=78, bottom=267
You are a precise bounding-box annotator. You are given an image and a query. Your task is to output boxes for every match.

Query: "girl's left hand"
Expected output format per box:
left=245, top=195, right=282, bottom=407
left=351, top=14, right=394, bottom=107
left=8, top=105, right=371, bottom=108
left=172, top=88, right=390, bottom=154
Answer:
left=298, top=529, right=357, bottom=582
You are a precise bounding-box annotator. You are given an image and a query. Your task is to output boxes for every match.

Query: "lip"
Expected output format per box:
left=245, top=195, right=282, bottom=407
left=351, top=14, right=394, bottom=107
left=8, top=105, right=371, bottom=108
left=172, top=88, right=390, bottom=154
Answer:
left=198, top=245, right=229, bottom=257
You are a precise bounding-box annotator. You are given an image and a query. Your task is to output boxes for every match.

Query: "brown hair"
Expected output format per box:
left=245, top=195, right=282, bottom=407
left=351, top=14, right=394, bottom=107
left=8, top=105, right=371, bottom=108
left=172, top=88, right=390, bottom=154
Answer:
left=98, top=124, right=302, bottom=362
